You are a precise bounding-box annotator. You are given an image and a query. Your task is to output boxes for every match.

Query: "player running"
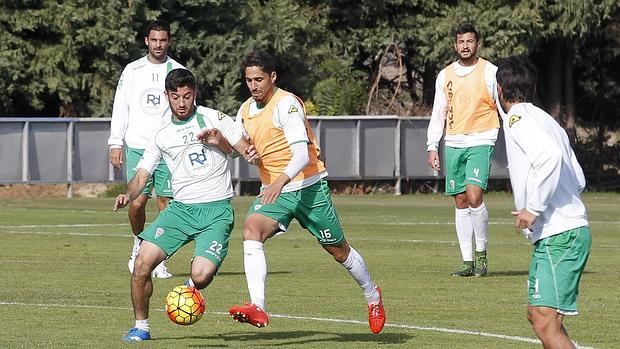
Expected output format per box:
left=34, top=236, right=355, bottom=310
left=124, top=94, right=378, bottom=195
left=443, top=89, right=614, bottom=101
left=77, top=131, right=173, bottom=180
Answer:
left=228, top=49, right=386, bottom=334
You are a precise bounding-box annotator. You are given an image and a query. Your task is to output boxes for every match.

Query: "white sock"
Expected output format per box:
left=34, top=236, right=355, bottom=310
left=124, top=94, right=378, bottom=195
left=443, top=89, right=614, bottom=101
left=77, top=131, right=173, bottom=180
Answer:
left=455, top=207, right=473, bottom=261
left=132, top=237, right=141, bottom=254
left=187, top=278, right=196, bottom=288
left=135, top=319, right=149, bottom=331
left=341, top=246, right=379, bottom=305
left=470, top=202, right=489, bottom=252
left=243, top=240, right=267, bottom=310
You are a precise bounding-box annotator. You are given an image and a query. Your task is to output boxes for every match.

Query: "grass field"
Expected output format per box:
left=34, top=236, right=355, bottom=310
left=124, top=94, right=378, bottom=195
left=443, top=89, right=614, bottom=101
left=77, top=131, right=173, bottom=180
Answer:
left=0, top=192, right=618, bottom=348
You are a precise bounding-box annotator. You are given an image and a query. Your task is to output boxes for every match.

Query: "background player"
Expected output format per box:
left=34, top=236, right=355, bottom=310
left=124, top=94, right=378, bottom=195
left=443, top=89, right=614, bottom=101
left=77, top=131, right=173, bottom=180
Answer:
left=108, top=20, right=185, bottom=278
left=426, top=23, right=499, bottom=277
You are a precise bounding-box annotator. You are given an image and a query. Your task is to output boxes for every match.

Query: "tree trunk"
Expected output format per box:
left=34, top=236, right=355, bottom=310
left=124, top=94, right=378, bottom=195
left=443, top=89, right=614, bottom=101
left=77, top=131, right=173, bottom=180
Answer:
left=563, top=43, right=577, bottom=142
left=544, top=39, right=563, bottom=122
left=422, top=62, right=436, bottom=106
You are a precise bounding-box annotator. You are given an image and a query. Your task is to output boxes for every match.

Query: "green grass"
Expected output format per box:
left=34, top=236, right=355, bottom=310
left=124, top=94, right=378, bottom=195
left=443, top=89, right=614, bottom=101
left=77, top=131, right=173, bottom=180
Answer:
left=0, top=192, right=618, bottom=348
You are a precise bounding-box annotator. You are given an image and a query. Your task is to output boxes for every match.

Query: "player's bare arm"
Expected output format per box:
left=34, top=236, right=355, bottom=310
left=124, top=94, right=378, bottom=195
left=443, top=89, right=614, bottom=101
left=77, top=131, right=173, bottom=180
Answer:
left=197, top=128, right=260, bottom=165
left=113, top=168, right=150, bottom=211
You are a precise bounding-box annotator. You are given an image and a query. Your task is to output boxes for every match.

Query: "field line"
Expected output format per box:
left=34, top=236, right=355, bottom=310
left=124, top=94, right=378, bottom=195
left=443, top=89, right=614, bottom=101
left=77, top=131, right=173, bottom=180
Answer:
left=0, top=301, right=595, bottom=348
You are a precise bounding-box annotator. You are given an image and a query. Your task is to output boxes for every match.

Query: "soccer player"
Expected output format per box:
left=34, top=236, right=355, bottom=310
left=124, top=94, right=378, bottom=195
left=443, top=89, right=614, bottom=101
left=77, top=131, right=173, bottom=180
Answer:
left=227, top=49, right=386, bottom=334
left=496, top=56, right=591, bottom=348
left=114, top=68, right=259, bottom=342
left=108, top=20, right=185, bottom=278
left=426, top=23, right=499, bottom=277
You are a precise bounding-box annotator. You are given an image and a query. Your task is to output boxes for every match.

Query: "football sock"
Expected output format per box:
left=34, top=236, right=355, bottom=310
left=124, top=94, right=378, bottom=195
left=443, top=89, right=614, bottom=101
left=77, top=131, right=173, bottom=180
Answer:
left=187, top=278, right=196, bottom=288
left=341, top=246, right=379, bottom=305
left=132, top=236, right=141, bottom=254
left=135, top=319, right=149, bottom=331
left=243, top=240, right=267, bottom=310
left=470, top=202, right=489, bottom=252
left=455, top=207, right=474, bottom=262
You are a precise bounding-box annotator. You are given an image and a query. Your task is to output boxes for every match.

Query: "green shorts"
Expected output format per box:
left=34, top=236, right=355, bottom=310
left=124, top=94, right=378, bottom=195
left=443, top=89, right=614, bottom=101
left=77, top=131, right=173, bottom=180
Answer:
left=444, top=145, right=494, bottom=195
left=126, top=147, right=173, bottom=197
left=139, top=199, right=234, bottom=268
left=247, top=179, right=345, bottom=245
left=528, top=226, right=591, bottom=315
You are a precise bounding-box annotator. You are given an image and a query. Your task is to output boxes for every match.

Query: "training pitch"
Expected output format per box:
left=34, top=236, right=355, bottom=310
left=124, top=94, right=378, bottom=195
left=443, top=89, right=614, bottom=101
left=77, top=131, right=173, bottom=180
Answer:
left=0, top=192, right=617, bottom=348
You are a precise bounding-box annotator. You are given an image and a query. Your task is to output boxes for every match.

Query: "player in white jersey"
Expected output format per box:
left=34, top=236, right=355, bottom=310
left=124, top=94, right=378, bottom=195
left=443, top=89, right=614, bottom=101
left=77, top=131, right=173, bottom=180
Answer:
left=115, top=68, right=259, bottom=342
left=108, top=20, right=185, bottom=278
left=426, top=23, right=499, bottom=277
left=497, top=56, right=591, bottom=348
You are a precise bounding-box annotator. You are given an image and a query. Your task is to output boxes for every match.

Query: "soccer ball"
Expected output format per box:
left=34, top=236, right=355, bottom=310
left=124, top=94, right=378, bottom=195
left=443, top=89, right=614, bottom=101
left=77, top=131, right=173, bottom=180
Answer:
left=165, top=285, right=206, bottom=325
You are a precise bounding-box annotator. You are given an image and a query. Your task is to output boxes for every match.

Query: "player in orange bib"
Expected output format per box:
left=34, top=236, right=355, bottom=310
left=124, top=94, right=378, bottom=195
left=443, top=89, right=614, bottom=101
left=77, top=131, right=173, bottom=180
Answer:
left=228, top=50, right=386, bottom=334
left=426, top=23, right=500, bottom=277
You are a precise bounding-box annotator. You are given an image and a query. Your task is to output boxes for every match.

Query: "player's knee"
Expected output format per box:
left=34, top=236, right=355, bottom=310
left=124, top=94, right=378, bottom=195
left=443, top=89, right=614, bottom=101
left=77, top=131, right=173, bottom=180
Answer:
left=327, top=244, right=350, bottom=263
left=190, top=272, right=214, bottom=289
left=132, top=257, right=152, bottom=279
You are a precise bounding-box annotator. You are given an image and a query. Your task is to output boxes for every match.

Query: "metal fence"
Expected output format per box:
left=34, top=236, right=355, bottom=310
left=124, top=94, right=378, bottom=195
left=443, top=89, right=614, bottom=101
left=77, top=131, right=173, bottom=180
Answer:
left=0, top=116, right=508, bottom=196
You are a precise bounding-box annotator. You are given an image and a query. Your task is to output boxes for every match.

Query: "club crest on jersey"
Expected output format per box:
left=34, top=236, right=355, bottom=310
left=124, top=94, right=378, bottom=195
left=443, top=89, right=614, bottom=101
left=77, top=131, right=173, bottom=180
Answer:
left=288, top=105, right=298, bottom=114
left=509, top=115, right=522, bottom=127
left=155, top=227, right=165, bottom=239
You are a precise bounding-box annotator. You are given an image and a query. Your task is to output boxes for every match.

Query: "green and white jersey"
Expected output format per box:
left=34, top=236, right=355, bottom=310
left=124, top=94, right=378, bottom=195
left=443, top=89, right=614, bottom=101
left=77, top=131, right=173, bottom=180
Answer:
left=138, top=106, right=243, bottom=204
left=108, top=55, right=185, bottom=149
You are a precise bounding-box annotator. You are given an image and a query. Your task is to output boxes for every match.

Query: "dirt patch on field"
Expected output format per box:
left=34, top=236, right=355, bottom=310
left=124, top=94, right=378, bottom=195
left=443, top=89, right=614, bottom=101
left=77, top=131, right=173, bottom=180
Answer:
left=0, top=183, right=109, bottom=198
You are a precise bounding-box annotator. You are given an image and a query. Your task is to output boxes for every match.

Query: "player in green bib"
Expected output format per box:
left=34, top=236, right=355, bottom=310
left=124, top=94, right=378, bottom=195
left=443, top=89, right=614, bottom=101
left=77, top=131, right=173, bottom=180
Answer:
left=114, top=68, right=259, bottom=342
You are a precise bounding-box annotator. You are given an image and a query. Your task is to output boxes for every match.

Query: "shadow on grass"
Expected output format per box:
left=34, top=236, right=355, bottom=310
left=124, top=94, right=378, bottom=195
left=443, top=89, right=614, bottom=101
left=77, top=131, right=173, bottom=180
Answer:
left=172, top=271, right=293, bottom=278
left=164, top=330, right=413, bottom=347
left=490, top=270, right=595, bottom=277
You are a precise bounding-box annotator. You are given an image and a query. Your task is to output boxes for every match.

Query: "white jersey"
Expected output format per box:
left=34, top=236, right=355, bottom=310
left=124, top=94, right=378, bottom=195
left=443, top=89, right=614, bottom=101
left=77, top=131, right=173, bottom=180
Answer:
left=108, top=55, right=185, bottom=149
left=427, top=59, right=499, bottom=151
left=235, top=94, right=327, bottom=192
left=501, top=102, right=588, bottom=243
left=138, top=106, right=243, bottom=204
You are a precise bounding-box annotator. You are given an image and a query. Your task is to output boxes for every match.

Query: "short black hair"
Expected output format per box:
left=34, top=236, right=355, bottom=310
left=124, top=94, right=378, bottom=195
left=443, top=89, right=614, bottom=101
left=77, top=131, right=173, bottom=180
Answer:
left=497, top=56, right=537, bottom=103
left=455, top=23, right=479, bottom=42
left=145, top=20, right=171, bottom=38
left=165, top=69, right=195, bottom=92
left=242, top=49, right=277, bottom=74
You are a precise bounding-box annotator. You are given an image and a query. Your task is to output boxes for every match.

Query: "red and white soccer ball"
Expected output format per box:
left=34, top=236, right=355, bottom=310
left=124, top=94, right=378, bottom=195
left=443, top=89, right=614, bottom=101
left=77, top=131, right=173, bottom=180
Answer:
left=165, top=285, right=206, bottom=325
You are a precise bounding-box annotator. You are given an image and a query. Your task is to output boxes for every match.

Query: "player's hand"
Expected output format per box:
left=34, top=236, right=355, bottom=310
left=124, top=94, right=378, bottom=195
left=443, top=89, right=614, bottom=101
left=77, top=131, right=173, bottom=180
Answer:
left=258, top=182, right=284, bottom=205
left=244, top=144, right=260, bottom=165
left=197, top=128, right=223, bottom=146
left=511, top=209, right=536, bottom=233
left=427, top=150, right=441, bottom=171
left=109, top=148, right=123, bottom=169
left=113, top=194, right=130, bottom=211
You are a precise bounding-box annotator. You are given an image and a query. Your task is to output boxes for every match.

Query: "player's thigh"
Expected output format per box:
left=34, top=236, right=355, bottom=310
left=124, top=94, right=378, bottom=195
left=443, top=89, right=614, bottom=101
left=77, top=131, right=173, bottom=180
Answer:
left=464, top=145, right=494, bottom=191
left=193, top=201, right=235, bottom=269
left=126, top=147, right=154, bottom=196
left=444, top=146, right=467, bottom=195
left=246, top=194, right=294, bottom=238
left=528, top=227, right=591, bottom=314
left=152, top=160, right=173, bottom=198
left=293, top=179, right=345, bottom=245
left=139, top=201, right=193, bottom=257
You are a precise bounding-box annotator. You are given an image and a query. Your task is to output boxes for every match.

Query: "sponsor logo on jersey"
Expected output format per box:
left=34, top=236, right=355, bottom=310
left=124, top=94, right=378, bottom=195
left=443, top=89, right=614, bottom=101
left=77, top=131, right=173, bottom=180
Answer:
left=140, top=87, right=167, bottom=115
left=182, top=144, right=214, bottom=178
left=509, top=114, right=522, bottom=127
left=155, top=227, right=165, bottom=239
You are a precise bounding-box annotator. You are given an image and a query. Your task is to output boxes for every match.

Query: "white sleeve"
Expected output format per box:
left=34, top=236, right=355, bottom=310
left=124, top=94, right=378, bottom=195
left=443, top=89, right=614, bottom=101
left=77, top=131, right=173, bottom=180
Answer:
left=108, top=67, right=130, bottom=148
left=510, top=119, right=562, bottom=215
left=570, top=149, right=586, bottom=193
left=485, top=63, right=499, bottom=102
left=283, top=142, right=309, bottom=179
left=215, top=111, right=243, bottom=147
left=274, top=96, right=309, bottom=145
left=235, top=106, right=249, bottom=139
left=426, top=71, right=447, bottom=151
left=136, top=136, right=161, bottom=175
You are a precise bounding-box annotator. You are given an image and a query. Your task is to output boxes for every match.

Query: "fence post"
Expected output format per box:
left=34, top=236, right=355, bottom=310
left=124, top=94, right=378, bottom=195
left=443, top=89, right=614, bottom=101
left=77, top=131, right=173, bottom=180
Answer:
left=394, top=118, right=402, bottom=195
left=66, top=121, right=74, bottom=198
left=22, top=121, right=30, bottom=184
